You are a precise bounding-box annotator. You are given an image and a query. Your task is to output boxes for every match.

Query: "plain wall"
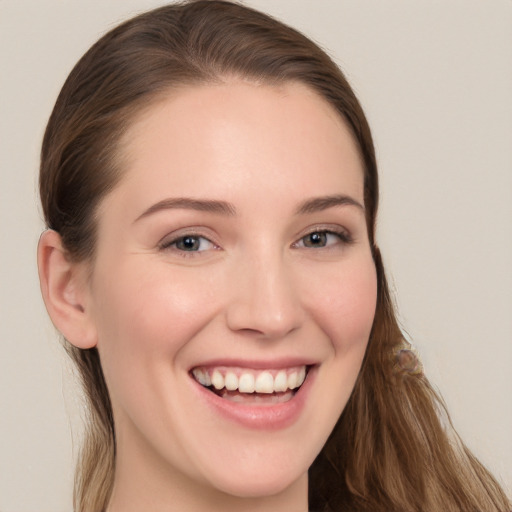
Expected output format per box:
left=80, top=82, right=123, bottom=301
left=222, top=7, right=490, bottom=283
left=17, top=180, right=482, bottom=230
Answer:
left=1, top=1, right=510, bottom=510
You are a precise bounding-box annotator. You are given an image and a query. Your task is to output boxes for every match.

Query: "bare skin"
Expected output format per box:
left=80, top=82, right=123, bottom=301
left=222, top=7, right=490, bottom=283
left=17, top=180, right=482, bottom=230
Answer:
left=38, top=81, right=377, bottom=512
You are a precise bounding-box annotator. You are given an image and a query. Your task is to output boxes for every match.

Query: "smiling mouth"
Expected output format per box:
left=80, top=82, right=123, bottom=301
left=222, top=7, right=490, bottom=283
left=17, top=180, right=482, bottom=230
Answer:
left=191, top=365, right=308, bottom=404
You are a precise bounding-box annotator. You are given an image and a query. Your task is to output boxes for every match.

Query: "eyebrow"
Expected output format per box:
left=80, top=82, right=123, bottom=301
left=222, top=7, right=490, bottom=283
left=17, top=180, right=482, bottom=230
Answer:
left=134, top=197, right=237, bottom=222
left=295, top=194, right=364, bottom=215
left=134, top=193, right=364, bottom=223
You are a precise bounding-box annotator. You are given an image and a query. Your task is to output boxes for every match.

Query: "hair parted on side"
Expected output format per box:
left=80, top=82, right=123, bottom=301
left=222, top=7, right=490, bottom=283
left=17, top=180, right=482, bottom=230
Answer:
left=39, top=1, right=510, bottom=511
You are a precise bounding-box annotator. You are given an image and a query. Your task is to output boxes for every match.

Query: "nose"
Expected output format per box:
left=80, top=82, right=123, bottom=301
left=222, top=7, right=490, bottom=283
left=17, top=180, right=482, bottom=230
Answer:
left=225, top=251, right=304, bottom=340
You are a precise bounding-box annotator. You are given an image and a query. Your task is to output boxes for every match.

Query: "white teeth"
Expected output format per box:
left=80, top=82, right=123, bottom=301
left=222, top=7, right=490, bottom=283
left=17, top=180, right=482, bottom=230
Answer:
left=224, top=371, right=238, bottom=391
left=254, top=371, right=274, bottom=394
left=211, top=370, right=224, bottom=390
left=192, top=365, right=309, bottom=394
left=238, top=373, right=255, bottom=393
left=287, top=371, right=298, bottom=390
left=298, top=366, right=306, bottom=386
left=192, top=368, right=207, bottom=386
left=274, top=370, right=288, bottom=392
left=289, top=367, right=306, bottom=389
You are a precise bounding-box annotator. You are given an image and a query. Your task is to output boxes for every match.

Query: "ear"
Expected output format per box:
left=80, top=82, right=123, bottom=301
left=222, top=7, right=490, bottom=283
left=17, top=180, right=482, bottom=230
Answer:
left=37, top=229, right=97, bottom=349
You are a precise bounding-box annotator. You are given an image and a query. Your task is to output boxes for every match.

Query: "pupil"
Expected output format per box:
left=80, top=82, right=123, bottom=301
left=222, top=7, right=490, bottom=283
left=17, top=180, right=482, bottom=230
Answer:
left=307, top=232, right=326, bottom=247
left=179, top=236, right=199, bottom=251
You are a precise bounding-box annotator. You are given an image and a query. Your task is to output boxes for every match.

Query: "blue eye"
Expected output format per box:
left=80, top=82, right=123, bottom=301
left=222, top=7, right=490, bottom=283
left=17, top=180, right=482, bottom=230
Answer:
left=162, top=235, right=216, bottom=252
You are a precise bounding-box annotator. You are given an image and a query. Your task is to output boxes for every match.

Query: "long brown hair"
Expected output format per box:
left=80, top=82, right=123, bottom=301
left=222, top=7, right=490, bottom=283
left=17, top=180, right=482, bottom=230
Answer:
left=39, top=2, right=510, bottom=511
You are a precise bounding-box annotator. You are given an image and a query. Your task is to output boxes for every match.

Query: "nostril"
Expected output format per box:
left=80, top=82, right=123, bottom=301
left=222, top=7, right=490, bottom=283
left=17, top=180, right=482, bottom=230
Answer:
left=225, top=303, right=304, bottom=340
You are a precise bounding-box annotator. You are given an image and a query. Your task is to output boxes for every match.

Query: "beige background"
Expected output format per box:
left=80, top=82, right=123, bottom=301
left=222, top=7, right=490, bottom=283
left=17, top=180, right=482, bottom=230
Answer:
left=1, top=1, right=511, bottom=510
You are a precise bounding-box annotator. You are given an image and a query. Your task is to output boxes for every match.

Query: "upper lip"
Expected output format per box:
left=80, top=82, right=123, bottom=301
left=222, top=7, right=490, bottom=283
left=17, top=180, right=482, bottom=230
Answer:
left=189, top=357, right=318, bottom=372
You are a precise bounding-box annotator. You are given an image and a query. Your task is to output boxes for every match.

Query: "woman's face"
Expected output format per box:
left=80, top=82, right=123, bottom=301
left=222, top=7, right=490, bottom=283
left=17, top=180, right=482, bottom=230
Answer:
left=85, top=82, right=377, bottom=501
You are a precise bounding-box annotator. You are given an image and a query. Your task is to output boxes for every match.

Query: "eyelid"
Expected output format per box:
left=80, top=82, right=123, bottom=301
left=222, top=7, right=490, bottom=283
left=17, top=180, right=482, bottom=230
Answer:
left=295, top=224, right=352, bottom=242
left=158, top=227, right=220, bottom=252
left=156, top=224, right=353, bottom=254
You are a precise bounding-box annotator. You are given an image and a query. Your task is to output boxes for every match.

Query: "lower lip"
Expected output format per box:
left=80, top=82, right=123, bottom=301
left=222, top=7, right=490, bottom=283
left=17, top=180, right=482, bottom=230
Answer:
left=190, top=367, right=316, bottom=431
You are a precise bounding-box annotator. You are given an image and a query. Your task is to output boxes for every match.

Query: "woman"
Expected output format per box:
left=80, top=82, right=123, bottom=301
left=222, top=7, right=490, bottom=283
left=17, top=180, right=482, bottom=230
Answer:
left=37, top=1, right=510, bottom=511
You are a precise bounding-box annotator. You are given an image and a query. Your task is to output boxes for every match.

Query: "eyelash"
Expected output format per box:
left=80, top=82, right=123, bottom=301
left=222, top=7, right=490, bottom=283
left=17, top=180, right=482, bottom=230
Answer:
left=159, top=227, right=353, bottom=256
left=292, top=228, right=353, bottom=249
left=159, top=233, right=218, bottom=255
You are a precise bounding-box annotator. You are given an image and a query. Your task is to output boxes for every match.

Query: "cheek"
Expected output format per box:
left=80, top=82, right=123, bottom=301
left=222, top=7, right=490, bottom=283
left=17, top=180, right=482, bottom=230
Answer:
left=91, top=261, right=219, bottom=374
left=304, top=255, right=377, bottom=353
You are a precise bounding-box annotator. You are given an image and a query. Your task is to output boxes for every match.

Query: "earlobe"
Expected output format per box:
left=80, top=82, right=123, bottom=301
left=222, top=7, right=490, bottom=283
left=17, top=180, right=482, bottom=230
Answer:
left=37, top=229, right=97, bottom=349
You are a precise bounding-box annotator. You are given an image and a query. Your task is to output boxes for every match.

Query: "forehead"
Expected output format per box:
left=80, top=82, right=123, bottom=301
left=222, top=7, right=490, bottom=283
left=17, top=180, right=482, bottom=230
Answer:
left=112, top=81, right=364, bottom=210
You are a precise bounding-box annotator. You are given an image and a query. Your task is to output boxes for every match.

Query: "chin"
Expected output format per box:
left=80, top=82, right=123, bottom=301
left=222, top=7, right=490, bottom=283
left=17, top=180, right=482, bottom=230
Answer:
left=208, top=468, right=306, bottom=499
